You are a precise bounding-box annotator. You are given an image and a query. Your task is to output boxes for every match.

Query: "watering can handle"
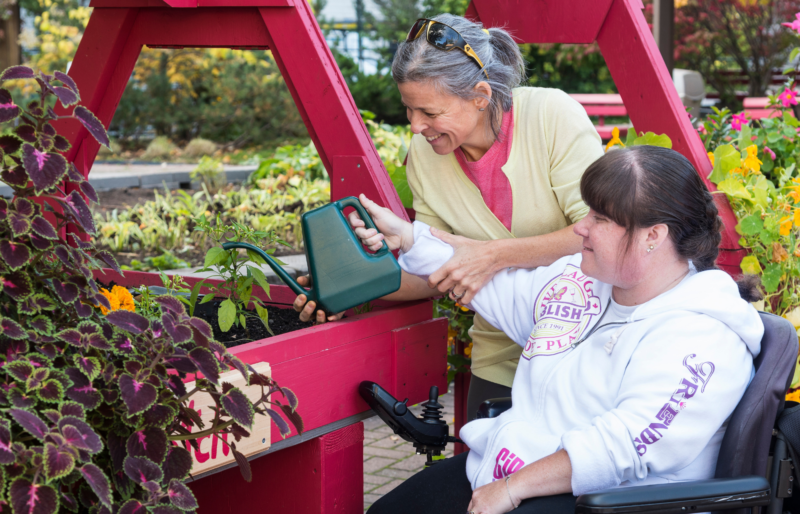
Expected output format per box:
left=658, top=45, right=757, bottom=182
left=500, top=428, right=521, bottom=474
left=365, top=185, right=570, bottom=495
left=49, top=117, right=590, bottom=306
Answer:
left=220, top=242, right=312, bottom=301
left=336, top=196, right=390, bottom=255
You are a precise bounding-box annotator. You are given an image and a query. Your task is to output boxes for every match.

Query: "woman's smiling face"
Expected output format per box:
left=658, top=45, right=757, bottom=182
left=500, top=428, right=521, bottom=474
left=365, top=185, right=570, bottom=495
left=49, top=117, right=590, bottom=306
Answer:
left=573, top=209, right=647, bottom=288
left=398, top=81, right=485, bottom=156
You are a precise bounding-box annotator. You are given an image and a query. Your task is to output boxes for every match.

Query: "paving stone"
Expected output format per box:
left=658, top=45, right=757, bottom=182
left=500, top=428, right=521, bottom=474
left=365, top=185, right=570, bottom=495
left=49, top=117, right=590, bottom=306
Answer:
left=364, top=446, right=412, bottom=459
left=370, top=479, right=404, bottom=495
left=364, top=494, right=382, bottom=508
left=363, top=457, right=395, bottom=473
left=363, top=431, right=382, bottom=441
left=376, top=468, right=417, bottom=480
left=392, top=453, right=427, bottom=470
left=370, top=436, right=402, bottom=449
left=364, top=474, right=392, bottom=485
left=363, top=416, right=385, bottom=430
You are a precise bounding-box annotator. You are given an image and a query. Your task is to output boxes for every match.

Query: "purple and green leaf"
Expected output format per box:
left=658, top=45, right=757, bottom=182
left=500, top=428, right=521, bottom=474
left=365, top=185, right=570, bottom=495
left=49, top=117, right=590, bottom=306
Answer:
left=106, top=310, right=149, bottom=335
left=44, top=442, right=75, bottom=480
left=167, top=479, right=198, bottom=511
left=79, top=463, right=112, bottom=508
left=21, top=144, right=67, bottom=194
left=73, top=106, right=110, bottom=149
left=9, top=478, right=58, bottom=514
left=31, top=216, right=58, bottom=240
left=126, top=427, right=168, bottom=464
left=9, top=408, right=49, bottom=441
left=221, top=388, right=255, bottom=429
left=123, top=456, right=163, bottom=484
left=119, top=374, right=157, bottom=415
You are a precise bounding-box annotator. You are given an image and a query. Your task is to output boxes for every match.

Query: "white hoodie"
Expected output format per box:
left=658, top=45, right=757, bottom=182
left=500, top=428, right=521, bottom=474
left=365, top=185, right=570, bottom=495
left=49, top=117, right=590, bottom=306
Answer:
left=399, top=222, right=763, bottom=495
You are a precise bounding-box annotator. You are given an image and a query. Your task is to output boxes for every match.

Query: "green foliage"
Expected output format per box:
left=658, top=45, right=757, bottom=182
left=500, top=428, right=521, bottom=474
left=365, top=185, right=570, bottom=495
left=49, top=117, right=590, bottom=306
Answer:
left=521, top=43, right=617, bottom=94
left=142, top=136, right=177, bottom=161
left=125, top=251, right=191, bottom=272
left=0, top=65, right=302, bottom=513
left=249, top=142, right=327, bottom=183
left=334, top=50, right=407, bottom=125
left=112, top=48, right=307, bottom=147
left=193, top=216, right=290, bottom=338
left=183, top=138, right=218, bottom=159
left=190, top=156, right=227, bottom=195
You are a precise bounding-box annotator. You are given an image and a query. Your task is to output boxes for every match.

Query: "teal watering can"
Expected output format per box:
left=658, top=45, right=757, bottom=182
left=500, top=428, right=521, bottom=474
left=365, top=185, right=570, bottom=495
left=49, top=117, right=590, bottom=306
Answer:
left=222, top=197, right=401, bottom=314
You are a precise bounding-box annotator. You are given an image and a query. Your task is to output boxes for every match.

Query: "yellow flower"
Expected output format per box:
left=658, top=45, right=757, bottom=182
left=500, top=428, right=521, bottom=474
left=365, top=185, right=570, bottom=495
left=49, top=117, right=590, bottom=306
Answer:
left=787, top=389, right=800, bottom=403
left=707, top=151, right=715, bottom=167
left=112, top=285, right=135, bottom=312
left=98, top=288, right=120, bottom=315
left=787, top=179, right=800, bottom=205
left=780, top=216, right=793, bottom=236
left=98, top=286, right=135, bottom=315
left=604, top=127, right=625, bottom=152
left=464, top=342, right=473, bottom=358
left=795, top=208, right=800, bottom=228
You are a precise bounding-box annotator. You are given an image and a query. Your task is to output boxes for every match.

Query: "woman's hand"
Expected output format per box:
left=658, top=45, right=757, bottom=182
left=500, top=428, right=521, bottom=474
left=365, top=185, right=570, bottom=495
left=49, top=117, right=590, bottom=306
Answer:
left=292, top=275, right=345, bottom=323
left=467, top=478, right=519, bottom=514
left=427, top=228, right=499, bottom=305
left=347, top=194, right=414, bottom=253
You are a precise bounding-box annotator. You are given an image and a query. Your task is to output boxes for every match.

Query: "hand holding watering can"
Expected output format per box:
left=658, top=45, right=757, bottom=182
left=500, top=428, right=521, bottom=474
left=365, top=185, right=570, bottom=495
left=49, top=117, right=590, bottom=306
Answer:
left=293, top=194, right=412, bottom=322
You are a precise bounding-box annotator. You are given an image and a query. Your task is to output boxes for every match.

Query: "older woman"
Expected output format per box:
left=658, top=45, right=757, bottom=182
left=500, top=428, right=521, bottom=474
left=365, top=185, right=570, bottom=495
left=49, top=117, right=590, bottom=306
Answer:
left=353, top=146, right=762, bottom=514
left=295, top=14, right=604, bottom=415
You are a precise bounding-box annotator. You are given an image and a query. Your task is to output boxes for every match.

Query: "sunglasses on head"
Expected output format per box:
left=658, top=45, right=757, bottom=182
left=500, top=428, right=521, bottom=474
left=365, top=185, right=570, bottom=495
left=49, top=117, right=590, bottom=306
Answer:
left=406, top=19, right=489, bottom=80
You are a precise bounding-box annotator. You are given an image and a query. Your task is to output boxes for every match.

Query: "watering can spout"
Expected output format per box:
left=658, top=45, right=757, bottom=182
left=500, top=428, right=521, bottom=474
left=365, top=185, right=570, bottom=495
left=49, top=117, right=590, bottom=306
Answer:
left=220, top=197, right=400, bottom=314
left=220, top=242, right=313, bottom=300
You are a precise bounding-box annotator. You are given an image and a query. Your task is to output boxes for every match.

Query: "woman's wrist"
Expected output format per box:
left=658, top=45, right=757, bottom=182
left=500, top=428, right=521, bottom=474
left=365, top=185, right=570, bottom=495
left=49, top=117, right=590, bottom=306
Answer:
left=399, top=221, right=415, bottom=253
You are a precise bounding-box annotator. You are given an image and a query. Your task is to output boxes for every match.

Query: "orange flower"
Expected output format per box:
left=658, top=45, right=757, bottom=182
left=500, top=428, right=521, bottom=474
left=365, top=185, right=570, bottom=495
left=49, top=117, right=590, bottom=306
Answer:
left=780, top=216, right=793, bottom=236
left=788, top=179, right=800, bottom=204
left=112, top=285, right=135, bottom=312
left=98, top=286, right=135, bottom=315
left=707, top=151, right=715, bottom=167
left=605, top=127, right=624, bottom=152
left=98, top=288, right=120, bottom=315
left=795, top=208, right=800, bottom=228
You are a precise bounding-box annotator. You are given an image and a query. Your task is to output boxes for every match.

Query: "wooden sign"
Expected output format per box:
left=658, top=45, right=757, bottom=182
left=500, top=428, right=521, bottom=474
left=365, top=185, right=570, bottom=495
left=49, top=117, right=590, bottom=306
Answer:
left=181, top=362, right=272, bottom=476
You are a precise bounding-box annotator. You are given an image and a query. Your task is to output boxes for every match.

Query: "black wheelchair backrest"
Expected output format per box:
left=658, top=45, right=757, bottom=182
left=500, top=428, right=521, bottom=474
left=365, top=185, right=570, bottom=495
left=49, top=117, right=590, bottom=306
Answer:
left=714, top=312, right=798, bottom=479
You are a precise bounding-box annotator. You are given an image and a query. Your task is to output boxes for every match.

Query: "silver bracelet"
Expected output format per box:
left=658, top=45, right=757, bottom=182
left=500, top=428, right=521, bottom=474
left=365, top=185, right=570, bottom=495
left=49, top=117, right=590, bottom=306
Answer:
left=505, top=475, right=519, bottom=509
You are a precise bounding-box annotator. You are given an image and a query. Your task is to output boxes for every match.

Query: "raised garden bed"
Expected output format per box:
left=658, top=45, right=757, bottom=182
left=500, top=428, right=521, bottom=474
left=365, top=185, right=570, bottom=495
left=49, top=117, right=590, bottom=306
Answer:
left=95, top=268, right=448, bottom=510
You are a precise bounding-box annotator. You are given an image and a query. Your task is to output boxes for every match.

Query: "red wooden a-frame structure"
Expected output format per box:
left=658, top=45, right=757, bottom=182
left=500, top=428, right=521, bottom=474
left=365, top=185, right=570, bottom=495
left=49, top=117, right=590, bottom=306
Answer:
left=56, top=0, right=743, bottom=512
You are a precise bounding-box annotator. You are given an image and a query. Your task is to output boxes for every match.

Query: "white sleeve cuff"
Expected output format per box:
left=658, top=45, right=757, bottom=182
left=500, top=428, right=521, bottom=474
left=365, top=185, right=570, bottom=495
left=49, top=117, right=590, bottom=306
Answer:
left=397, top=221, right=455, bottom=279
left=562, top=428, right=621, bottom=496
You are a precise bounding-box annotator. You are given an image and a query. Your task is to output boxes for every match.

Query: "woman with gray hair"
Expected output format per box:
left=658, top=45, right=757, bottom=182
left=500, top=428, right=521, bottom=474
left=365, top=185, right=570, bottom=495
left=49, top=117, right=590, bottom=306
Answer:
left=294, top=14, right=604, bottom=415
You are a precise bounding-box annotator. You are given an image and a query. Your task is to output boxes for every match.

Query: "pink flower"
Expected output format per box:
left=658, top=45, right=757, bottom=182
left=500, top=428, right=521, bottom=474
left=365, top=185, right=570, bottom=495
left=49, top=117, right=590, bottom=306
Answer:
left=730, top=112, right=748, bottom=132
left=783, top=13, right=800, bottom=34
left=764, top=146, right=776, bottom=161
left=778, top=88, right=798, bottom=108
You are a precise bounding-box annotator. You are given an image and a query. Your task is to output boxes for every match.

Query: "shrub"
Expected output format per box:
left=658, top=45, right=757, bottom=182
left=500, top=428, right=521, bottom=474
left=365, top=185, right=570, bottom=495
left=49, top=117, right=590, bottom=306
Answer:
left=183, top=138, right=218, bottom=159
left=142, top=136, right=177, bottom=161
left=97, top=139, right=122, bottom=159
left=0, top=65, right=301, bottom=513
left=190, top=156, right=227, bottom=195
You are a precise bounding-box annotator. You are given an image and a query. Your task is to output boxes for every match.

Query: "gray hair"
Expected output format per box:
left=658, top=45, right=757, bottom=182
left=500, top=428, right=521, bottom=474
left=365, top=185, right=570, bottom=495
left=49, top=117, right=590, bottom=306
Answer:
left=391, top=14, right=526, bottom=138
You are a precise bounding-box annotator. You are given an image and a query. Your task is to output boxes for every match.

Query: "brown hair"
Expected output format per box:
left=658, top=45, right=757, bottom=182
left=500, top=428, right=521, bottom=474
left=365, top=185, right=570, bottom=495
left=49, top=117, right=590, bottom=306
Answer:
left=580, top=146, right=762, bottom=302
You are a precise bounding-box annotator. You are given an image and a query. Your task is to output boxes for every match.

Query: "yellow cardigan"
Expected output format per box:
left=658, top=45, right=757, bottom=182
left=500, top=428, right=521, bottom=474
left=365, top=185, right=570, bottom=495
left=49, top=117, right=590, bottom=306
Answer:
left=406, top=87, right=604, bottom=387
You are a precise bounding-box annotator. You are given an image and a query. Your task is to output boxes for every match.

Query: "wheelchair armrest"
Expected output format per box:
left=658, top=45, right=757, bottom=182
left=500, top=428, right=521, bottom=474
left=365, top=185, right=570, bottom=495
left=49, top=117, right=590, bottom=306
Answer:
left=574, top=475, right=770, bottom=514
left=476, top=397, right=512, bottom=419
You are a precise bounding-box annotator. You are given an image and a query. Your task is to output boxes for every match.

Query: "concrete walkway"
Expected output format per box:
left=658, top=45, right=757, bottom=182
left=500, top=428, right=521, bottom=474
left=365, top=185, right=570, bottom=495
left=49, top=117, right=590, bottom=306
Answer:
left=362, top=386, right=455, bottom=511
left=0, top=162, right=257, bottom=197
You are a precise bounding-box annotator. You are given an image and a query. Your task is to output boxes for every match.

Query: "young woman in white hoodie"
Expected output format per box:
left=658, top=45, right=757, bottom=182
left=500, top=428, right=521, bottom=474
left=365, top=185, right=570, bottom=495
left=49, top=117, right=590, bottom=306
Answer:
left=357, top=146, right=764, bottom=514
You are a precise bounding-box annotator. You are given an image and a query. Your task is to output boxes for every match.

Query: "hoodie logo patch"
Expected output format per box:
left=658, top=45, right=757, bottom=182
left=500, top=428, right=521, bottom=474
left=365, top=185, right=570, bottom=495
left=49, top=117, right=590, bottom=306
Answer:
left=523, top=265, right=602, bottom=360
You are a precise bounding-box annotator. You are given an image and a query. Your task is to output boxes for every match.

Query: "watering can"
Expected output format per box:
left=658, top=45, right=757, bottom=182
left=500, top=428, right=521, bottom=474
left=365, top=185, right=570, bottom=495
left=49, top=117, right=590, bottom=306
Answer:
left=222, top=196, right=401, bottom=314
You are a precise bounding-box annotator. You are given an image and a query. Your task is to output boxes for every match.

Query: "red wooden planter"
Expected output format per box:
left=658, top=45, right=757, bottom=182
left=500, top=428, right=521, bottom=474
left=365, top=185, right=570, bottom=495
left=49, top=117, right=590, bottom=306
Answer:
left=99, top=269, right=447, bottom=512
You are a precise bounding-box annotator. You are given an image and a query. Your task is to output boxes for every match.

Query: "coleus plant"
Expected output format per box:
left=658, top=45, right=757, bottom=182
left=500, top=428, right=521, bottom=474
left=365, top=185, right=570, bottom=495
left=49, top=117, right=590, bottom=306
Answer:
left=0, top=66, right=303, bottom=514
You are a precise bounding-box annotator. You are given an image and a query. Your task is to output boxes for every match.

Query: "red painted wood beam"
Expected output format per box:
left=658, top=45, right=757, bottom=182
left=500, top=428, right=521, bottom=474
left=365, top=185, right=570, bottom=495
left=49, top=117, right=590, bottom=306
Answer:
left=470, top=0, right=614, bottom=43
left=595, top=0, right=743, bottom=272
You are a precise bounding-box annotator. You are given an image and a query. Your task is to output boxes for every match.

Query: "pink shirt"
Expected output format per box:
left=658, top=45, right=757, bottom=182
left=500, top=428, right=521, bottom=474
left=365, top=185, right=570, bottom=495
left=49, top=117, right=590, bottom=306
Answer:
left=454, top=107, right=514, bottom=231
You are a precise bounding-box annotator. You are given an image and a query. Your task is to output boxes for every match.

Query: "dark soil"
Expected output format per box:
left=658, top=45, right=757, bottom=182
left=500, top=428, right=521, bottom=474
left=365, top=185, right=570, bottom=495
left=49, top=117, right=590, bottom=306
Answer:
left=194, top=300, right=314, bottom=348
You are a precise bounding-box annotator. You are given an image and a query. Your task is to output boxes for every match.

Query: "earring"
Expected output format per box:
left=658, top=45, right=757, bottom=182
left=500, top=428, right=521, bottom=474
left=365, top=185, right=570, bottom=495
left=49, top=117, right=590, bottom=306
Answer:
left=647, top=245, right=655, bottom=253
left=479, top=108, right=485, bottom=111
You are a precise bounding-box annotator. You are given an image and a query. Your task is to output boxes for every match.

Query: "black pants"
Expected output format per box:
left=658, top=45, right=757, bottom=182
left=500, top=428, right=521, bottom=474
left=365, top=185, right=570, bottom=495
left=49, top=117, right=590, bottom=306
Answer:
left=367, top=453, right=575, bottom=514
left=466, top=375, right=513, bottom=422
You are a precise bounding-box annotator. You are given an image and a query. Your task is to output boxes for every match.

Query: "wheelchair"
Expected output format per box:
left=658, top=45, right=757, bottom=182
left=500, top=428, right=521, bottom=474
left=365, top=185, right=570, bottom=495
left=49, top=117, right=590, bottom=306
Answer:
left=360, top=312, right=800, bottom=514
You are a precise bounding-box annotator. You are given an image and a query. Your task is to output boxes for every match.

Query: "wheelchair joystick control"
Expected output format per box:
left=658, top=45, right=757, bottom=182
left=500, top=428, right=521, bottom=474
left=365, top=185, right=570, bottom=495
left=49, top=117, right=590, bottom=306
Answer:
left=421, top=386, right=446, bottom=425
left=359, top=381, right=462, bottom=468
left=393, top=398, right=409, bottom=416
